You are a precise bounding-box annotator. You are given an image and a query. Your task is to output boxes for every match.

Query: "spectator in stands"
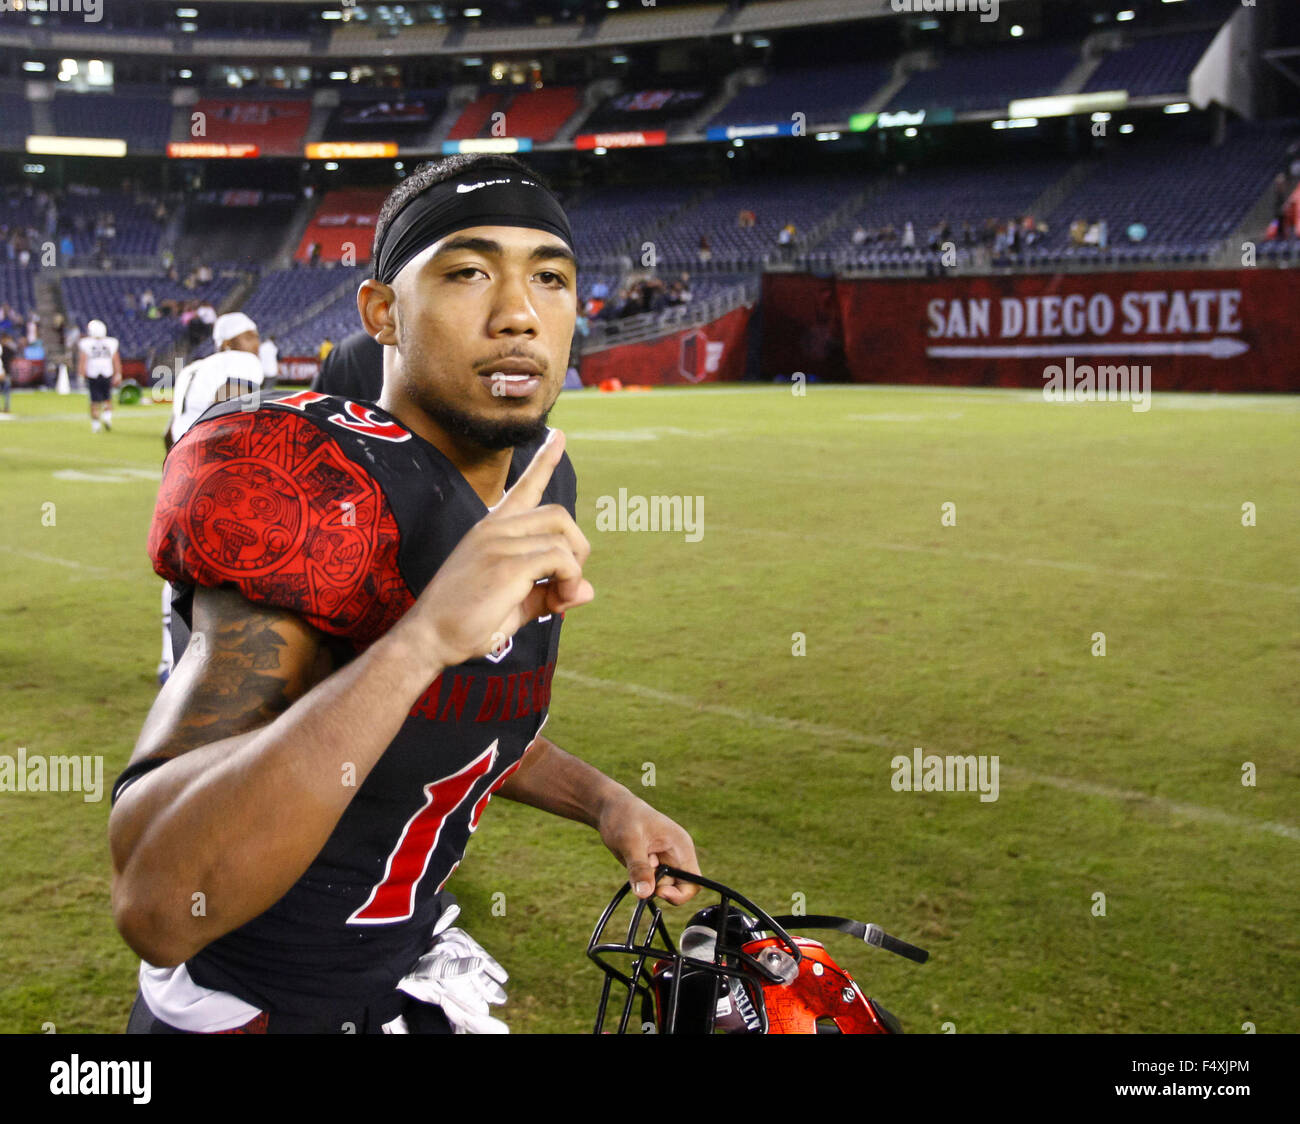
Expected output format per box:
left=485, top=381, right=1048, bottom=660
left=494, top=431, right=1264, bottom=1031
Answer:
left=1126, top=222, right=1148, bottom=244
left=777, top=222, right=796, bottom=246
left=852, top=224, right=868, bottom=246
left=1069, top=219, right=1089, bottom=247
left=140, top=286, right=156, bottom=311
left=737, top=208, right=756, bottom=229
left=59, top=233, right=74, bottom=261
left=319, top=337, right=335, bottom=362
left=196, top=263, right=213, bottom=285
left=697, top=235, right=712, bottom=263
left=901, top=222, right=916, bottom=250
left=196, top=301, right=218, bottom=330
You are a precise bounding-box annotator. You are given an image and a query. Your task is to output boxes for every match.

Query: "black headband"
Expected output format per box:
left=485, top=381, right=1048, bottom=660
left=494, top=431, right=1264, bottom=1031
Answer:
left=372, top=171, right=575, bottom=285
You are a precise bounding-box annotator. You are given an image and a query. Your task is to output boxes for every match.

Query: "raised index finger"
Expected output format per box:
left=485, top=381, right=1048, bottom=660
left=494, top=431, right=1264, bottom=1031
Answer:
left=494, top=428, right=565, bottom=515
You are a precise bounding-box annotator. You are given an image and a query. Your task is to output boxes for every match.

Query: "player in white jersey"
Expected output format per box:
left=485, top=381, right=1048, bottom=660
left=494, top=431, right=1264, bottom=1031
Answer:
left=158, top=311, right=266, bottom=683
left=77, top=320, right=121, bottom=433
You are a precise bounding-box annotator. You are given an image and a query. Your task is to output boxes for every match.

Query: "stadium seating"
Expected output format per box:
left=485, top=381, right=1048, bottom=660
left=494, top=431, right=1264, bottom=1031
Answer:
left=494, top=86, right=581, bottom=143
left=1037, top=124, right=1293, bottom=261
left=563, top=183, right=705, bottom=262
left=887, top=43, right=1079, bottom=114
left=61, top=273, right=238, bottom=361
left=321, top=90, right=446, bottom=144
left=0, top=92, right=32, bottom=150
left=295, top=189, right=387, bottom=265
left=709, top=63, right=891, bottom=128
left=52, top=92, right=173, bottom=152
left=192, top=96, right=312, bottom=157
left=1083, top=29, right=1219, bottom=97
left=446, top=91, right=509, bottom=141
left=239, top=266, right=364, bottom=344
left=807, top=158, right=1074, bottom=268
left=0, top=264, right=35, bottom=318
left=583, top=87, right=712, bottom=132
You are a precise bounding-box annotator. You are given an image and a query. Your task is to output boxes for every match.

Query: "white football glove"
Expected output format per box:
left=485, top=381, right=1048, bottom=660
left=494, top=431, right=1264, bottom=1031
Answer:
left=396, top=922, right=509, bottom=1034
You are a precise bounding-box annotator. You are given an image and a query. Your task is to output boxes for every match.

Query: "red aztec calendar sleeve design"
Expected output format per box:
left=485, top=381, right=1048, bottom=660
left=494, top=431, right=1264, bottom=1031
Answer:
left=148, top=409, right=411, bottom=645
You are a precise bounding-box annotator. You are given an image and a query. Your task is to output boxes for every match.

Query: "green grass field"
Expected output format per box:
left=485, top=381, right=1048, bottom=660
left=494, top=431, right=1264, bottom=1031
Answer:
left=1, top=383, right=1296, bottom=1034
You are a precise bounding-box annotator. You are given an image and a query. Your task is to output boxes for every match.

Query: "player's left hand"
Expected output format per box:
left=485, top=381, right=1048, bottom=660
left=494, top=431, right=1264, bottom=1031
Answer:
left=597, top=790, right=700, bottom=906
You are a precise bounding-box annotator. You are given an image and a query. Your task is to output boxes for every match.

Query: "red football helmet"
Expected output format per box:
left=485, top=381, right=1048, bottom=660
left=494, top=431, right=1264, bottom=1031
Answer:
left=588, top=866, right=928, bottom=1034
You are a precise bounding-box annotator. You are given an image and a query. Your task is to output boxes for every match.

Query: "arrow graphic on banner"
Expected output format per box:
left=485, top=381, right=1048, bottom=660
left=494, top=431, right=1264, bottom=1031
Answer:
left=926, top=338, right=1250, bottom=360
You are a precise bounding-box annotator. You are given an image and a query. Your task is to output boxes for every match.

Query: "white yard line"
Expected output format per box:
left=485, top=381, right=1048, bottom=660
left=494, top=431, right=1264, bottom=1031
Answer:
left=555, top=668, right=1300, bottom=843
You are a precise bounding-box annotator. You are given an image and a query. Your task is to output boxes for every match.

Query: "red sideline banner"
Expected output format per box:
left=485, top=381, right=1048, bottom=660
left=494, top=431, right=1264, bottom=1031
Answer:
left=764, top=270, right=1300, bottom=393
left=581, top=305, right=752, bottom=387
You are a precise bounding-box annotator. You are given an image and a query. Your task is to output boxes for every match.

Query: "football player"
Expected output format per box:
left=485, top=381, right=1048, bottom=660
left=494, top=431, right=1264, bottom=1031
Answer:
left=109, top=154, right=700, bottom=1034
left=157, top=312, right=267, bottom=685
left=78, top=319, right=121, bottom=433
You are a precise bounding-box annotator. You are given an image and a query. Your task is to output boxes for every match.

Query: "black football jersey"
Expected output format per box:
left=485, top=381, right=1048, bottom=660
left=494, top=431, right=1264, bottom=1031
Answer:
left=143, top=388, right=574, bottom=1017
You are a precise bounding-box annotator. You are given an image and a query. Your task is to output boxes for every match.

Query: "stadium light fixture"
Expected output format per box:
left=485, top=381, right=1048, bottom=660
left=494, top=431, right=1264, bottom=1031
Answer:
left=178, top=69, right=193, bottom=79
left=1091, top=112, right=1112, bottom=123
left=594, top=147, right=608, bottom=155
left=324, top=162, right=340, bottom=171
left=611, top=55, right=628, bottom=64
left=918, top=19, right=940, bottom=31
left=606, top=1, right=620, bottom=9
left=1164, top=103, right=1191, bottom=114
left=1120, top=123, right=1135, bottom=134
left=24, top=164, right=46, bottom=174
left=1010, top=25, right=1024, bottom=38
left=732, top=138, right=744, bottom=147
left=329, top=71, right=348, bottom=80
left=1116, top=10, right=1136, bottom=21
left=180, top=22, right=197, bottom=32
left=751, top=37, right=770, bottom=48
left=23, top=61, right=45, bottom=73
left=815, top=132, right=841, bottom=141
left=904, top=127, right=918, bottom=137
left=462, top=57, right=483, bottom=66
left=464, top=7, right=483, bottom=15
left=175, top=7, right=198, bottom=16
left=322, top=10, right=344, bottom=19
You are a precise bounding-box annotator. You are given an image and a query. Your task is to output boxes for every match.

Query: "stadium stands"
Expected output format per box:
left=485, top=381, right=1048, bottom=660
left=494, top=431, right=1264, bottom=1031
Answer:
left=51, top=92, right=172, bottom=152
left=0, top=264, right=35, bottom=317
left=709, top=64, right=891, bottom=128
left=887, top=43, right=1080, bottom=114
left=1038, top=124, right=1293, bottom=263
left=295, top=189, right=387, bottom=265
left=494, top=86, right=581, bottom=143
left=192, top=96, right=312, bottom=157
left=0, top=92, right=32, bottom=151
left=61, top=273, right=238, bottom=361
left=447, top=91, right=510, bottom=141
left=584, top=88, right=712, bottom=132
left=321, top=90, right=446, bottom=144
left=1083, top=29, right=1219, bottom=97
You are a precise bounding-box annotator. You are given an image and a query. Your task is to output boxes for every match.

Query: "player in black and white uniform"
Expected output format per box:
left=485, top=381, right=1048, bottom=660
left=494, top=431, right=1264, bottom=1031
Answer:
left=109, top=154, right=701, bottom=1034
left=157, top=311, right=267, bottom=685
left=78, top=320, right=121, bottom=433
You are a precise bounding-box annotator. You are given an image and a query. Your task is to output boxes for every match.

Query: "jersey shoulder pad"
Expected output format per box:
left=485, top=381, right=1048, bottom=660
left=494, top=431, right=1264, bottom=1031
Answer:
left=149, top=404, right=408, bottom=644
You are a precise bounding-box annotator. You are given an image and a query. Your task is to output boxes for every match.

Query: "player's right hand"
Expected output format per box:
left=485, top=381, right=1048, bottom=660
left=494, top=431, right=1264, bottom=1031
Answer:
left=410, top=429, right=593, bottom=671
